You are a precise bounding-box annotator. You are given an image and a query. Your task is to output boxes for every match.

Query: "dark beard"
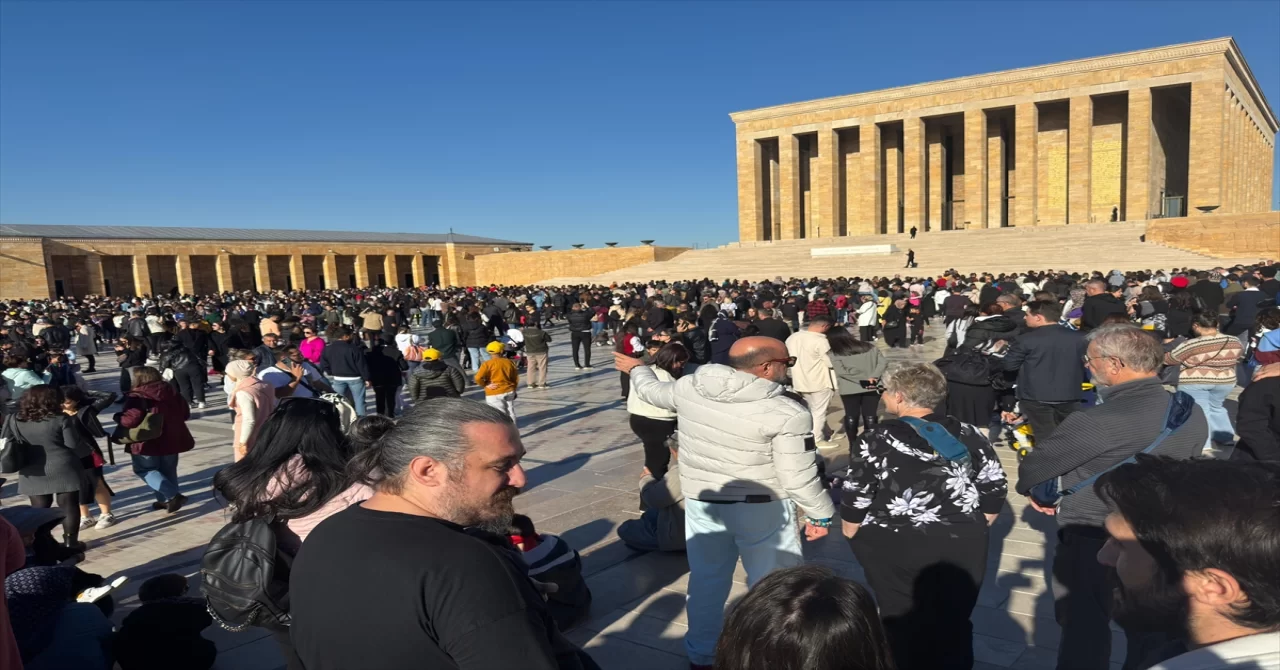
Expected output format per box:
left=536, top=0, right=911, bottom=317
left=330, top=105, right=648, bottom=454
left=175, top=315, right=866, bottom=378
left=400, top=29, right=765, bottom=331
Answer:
left=1110, top=569, right=1190, bottom=637
left=464, top=487, right=520, bottom=534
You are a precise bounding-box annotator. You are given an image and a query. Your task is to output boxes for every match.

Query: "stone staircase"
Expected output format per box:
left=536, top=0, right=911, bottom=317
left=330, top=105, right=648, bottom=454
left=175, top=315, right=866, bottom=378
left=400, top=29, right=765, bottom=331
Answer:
left=542, top=223, right=1259, bottom=284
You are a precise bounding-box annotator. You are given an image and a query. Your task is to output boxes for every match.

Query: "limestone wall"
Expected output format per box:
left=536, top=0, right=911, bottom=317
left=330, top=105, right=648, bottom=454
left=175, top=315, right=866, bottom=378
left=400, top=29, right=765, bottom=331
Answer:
left=1145, top=212, right=1280, bottom=258
left=473, top=246, right=689, bottom=286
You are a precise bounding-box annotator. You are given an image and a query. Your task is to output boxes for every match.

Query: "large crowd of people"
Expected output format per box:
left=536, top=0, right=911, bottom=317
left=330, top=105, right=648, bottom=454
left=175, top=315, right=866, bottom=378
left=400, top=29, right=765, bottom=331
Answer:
left=0, top=260, right=1278, bottom=670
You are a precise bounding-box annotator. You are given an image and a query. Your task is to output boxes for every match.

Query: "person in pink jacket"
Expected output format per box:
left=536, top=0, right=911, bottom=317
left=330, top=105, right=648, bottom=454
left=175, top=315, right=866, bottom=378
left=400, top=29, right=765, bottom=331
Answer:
left=299, top=327, right=326, bottom=365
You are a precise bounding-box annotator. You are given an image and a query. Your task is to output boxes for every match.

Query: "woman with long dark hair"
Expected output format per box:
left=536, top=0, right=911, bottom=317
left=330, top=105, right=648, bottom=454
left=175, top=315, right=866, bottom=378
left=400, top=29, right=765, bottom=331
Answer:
left=10, top=384, right=90, bottom=551
left=213, top=397, right=377, bottom=554
left=828, top=326, right=886, bottom=438
left=627, top=342, right=688, bottom=479
left=714, top=565, right=894, bottom=670
left=213, top=397, right=383, bottom=669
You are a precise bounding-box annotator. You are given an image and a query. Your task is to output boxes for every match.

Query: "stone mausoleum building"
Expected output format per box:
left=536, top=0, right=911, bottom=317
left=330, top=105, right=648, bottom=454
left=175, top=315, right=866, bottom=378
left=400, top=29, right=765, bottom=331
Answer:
left=0, top=224, right=531, bottom=300
left=733, top=38, right=1276, bottom=241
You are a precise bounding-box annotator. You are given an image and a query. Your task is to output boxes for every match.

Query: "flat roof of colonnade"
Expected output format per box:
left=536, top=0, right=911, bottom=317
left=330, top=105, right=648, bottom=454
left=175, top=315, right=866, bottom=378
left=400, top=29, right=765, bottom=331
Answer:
left=0, top=223, right=529, bottom=247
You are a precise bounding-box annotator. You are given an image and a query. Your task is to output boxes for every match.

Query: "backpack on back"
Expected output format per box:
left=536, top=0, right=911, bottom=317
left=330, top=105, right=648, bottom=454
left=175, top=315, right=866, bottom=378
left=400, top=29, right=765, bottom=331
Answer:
left=200, top=516, right=292, bottom=633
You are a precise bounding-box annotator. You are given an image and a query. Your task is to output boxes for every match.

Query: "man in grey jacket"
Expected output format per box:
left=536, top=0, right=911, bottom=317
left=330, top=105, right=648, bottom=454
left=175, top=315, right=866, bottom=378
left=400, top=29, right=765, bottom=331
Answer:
left=616, top=336, right=833, bottom=670
left=1017, top=324, right=1207, bottom=670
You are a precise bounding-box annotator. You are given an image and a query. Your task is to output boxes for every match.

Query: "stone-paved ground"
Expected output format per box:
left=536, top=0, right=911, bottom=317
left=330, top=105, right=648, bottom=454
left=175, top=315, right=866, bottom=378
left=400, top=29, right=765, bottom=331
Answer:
left=2, top=322, right=1143, bottom=670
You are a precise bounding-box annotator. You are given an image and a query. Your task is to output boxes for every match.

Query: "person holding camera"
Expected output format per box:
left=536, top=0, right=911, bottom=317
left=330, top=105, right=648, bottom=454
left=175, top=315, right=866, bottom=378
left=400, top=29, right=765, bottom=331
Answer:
left=1016, top=324, right=1208, bottom=670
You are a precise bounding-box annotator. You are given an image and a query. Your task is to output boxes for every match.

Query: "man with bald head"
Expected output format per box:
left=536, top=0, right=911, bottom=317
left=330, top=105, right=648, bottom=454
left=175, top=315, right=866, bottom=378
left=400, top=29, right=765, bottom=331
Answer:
left=616, top=336, right=834, bottom=670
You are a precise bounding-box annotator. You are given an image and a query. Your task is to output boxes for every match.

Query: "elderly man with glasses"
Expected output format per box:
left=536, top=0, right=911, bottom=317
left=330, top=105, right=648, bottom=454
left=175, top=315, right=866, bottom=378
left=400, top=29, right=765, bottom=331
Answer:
left=615, top=335, right=832, bottom=670
left=1017, top=324, right=1208, bottom=670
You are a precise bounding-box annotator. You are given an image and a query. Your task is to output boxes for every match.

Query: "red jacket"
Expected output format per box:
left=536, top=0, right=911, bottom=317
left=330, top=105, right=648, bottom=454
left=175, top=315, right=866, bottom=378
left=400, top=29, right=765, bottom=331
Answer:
left=118, top=380, right=195, bottom=456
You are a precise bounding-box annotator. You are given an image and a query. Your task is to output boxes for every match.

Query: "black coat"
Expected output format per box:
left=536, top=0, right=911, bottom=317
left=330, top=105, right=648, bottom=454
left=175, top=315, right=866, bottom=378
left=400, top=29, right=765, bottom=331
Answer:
left=681, top=328, right=711, bottom=364
left=1002, top=325, right=1087, bottom=403
left=1081, top=294, right=1127, bottom=332
left=460, top=319, right=495, bottom=347
left=367, top=345, right=407, bottom=387
left=565, top=310, right=593, bottom=333
left=1225, top=290, right=1271, bottom=336
left=753, top=318, right=792, bottom=343
left=1232, top=377, right=1280, bottom=462
left=1189, top=280, right=1225, bottom=313
left=961, top=315, right=1016, bottom=350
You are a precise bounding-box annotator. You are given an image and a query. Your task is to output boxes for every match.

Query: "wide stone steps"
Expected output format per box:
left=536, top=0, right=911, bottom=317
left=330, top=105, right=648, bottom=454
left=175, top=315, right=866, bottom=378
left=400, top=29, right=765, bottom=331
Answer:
left=542, top=223, right=1256, bottom=284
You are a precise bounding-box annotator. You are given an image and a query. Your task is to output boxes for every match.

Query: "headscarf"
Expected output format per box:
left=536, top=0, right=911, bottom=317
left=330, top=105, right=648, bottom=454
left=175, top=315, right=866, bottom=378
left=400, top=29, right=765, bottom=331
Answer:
left=5, top=566, right=76, bottom=661
left=225, top=359, right=256, bottom=381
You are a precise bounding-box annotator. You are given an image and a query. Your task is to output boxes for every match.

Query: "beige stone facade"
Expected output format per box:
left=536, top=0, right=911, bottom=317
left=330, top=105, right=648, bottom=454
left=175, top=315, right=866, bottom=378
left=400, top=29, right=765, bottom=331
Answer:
left=0, top=226, right=532, bottom=300
left=733, top=38, right=1276, bottom=242
left=474, top=246, right=690, bottom=286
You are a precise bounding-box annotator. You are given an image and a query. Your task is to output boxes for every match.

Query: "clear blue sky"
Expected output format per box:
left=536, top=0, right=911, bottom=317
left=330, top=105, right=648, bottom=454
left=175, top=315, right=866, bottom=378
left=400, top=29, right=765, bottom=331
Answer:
left=2, top=1, right=1277, bottom=249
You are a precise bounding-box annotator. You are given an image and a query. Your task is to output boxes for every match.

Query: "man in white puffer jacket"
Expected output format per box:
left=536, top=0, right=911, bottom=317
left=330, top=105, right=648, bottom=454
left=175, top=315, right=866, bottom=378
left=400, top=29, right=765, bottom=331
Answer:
left=616, top=335, right=835, bottom=670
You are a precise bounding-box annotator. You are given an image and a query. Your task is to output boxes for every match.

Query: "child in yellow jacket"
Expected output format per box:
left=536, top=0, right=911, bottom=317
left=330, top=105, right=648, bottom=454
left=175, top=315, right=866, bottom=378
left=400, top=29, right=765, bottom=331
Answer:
left=475, top=341, right=519, bottom=425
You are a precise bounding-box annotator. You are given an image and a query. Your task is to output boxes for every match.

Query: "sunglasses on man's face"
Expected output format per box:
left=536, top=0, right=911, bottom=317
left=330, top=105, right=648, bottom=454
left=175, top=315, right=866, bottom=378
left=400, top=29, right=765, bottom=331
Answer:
left=763, top=356, right=797, bottom=368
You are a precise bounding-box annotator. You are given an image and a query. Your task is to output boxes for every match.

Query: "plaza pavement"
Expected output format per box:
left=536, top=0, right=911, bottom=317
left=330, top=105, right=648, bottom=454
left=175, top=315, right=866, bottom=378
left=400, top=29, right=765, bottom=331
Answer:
left=0, top=322, right=1127, bottom=670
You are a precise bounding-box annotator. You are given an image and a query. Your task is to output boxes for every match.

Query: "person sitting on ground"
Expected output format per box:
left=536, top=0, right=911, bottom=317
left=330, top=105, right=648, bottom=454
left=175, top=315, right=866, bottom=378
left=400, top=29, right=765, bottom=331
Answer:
left=616, top=434, right=685, bottom=553
left=713, top=565, right=894, bottom=670
left=506, top=514, right=592, bottom=633
left=407, top=348, right=466, bottom=402
left=113, top=573, right=216, bottom=670
left=5, top=565, right=114, bottom=670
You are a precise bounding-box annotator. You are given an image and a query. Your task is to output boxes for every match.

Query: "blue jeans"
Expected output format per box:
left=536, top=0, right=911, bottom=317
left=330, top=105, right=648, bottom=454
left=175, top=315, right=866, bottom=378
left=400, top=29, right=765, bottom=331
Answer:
left=591, top=322, right=605, bottom=338
left=683, top=499, right=804, bottom=665
left=330, top=377, right=367, bottom=416
left=131, top=453, right=180, bottom=503
left=1180, top=383, right=1234, bottom=450
left=467, top=347, right=491, bottom=372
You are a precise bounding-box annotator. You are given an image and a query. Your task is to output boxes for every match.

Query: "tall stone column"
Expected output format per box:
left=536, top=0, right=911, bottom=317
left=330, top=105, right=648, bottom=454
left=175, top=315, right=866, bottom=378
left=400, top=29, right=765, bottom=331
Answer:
left=737, top=136, right=764, bottom=242
left=987, top=118, right=1006, bottom=228
left=175, top=255, right=194, bottom=296
left=964, top=109, right=987, bottom=229
left=1187, top=79, right=1224, bottom=215
left=254, top=254, right=271, bottom=292
left=132, top=254, right=153, bottom=297
left=322, top=253, right=339, bottom=290
left=902, top=117, right=925, bottom=233
left=926, top=123, right=943, bottom=231
left=215, top=254, right=234, bottom=293
left=411, top=253, right=426, bottom=287
left=1125, top=87, right=1152, bottom=221
left=383, top=254, right=399, bottom=288
left=778, top=134, right=802, bottom=239
left=859, top=123, right=882, bottom=236
left=85, top=254, right=106, bottom=296
left=1068, top=96, right=1092, bottom=224
left=813, top=127, right=839, bottom=239
left=289, top=253, right=306, bottom=291
left=1015, top=103, right=1038, bottom=227
left=354, top=254, right=371, bottom=288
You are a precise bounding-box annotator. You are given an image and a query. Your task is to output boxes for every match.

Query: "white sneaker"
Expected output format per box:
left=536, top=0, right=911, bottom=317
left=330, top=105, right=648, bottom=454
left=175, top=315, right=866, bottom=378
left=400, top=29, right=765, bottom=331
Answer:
left=79, top=517, right=96, bottom=531
left=196, top=402, right=206, bottom=409
left=574, top=367, right=583, bottom=371
left=95, top=513, right=117, bottom=530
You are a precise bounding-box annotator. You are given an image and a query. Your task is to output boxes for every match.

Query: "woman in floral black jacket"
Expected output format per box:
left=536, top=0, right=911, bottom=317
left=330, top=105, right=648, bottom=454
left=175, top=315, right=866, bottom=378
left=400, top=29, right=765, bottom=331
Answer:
left=839, top=362, right=1008, bottom=670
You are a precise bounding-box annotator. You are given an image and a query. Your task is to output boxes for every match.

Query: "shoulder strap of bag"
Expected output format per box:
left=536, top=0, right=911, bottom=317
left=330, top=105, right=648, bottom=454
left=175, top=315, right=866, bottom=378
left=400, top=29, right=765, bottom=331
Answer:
left=899, top=417, right=971, bottom=465
left=1062, top=391, right=1195, bottom=497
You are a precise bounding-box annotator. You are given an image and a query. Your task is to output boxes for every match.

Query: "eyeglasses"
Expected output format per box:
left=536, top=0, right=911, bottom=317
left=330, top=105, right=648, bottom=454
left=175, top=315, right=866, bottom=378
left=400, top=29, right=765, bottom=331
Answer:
left=763, top=356, right=797, bottom=368
left=1082, top=354, right=1125, bottom=368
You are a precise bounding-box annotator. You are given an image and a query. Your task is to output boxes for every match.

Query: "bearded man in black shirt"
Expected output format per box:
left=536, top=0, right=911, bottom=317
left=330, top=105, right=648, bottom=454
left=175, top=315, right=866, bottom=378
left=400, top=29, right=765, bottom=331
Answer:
left=290, top=398, right=599, bottom=670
